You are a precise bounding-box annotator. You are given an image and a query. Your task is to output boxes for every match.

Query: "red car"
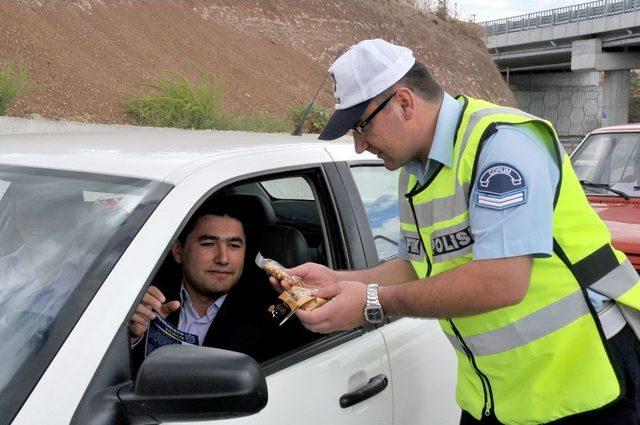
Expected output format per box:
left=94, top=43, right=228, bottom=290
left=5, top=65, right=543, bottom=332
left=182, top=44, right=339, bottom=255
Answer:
left=570, top=124, right=640, bottom=270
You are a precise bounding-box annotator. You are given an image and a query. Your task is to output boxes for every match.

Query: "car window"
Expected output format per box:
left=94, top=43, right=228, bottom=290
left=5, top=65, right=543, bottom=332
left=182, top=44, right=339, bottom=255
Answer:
left=572, top=132, right=640, bottom=195
left=260, top=176, right=314, bottom=200
left=133, top=170, right=347, bottom=375
left=0, top=166, right=169, bottom=421
left=349, top=165, right=400, bottom=261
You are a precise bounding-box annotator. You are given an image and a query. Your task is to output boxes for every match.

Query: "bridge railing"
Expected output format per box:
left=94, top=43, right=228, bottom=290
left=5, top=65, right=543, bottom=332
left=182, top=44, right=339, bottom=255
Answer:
left=481, top=0, right=640, bottom=36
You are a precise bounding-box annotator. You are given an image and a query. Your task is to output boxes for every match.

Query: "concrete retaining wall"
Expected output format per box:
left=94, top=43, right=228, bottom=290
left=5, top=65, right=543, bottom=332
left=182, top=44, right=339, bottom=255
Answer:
left=510, top=71, right=602, bottom=137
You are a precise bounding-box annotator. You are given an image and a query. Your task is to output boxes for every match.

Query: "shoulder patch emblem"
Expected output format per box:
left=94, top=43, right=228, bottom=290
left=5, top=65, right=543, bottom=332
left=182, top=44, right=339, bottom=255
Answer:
left=475, top=162, right=527, bottom=210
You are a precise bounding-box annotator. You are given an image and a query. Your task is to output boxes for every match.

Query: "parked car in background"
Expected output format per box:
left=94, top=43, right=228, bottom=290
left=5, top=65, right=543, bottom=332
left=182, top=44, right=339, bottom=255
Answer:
left=0, top=130, right=459, bottom=425
left=570, top=123, right=640, bottom=270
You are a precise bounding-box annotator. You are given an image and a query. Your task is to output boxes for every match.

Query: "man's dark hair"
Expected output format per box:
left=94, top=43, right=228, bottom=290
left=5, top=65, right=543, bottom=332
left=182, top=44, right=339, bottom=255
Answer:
left=177, top=196, right=250, bottom=246
left=379, top=60, right=443, bottom=104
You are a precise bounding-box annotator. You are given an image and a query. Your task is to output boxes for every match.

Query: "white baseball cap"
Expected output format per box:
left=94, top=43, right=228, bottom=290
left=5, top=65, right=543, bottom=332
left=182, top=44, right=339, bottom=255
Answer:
left=318, top=39, right=415, bottom=140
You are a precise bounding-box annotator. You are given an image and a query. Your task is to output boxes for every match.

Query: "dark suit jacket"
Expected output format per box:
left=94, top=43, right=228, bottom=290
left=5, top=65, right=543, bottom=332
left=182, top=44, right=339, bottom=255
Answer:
left=132, top=270, right=316, bottom=372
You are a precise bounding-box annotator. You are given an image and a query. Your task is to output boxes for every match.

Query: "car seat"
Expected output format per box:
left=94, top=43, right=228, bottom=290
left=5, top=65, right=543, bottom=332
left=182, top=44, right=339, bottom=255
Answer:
left=255, top=223, right=310, bottom=268
left=223, top=193, right=277, bottom=224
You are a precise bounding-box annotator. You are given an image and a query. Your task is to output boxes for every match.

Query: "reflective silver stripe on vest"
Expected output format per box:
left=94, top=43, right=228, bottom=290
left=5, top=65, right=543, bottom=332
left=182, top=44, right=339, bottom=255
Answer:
left=598, top=301, right=627, bottom=339
left=590, top=259, right=639, bottom=299
left=444, top=290, right=590, bottom=356
left=399, top=187, right=470, bottom=227
left=445, top=331, right=464, bottom=353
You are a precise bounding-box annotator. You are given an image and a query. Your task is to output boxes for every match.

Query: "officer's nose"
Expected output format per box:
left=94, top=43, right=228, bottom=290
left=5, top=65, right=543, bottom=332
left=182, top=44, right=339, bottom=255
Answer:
left=354, top=134, right=370, bottom=154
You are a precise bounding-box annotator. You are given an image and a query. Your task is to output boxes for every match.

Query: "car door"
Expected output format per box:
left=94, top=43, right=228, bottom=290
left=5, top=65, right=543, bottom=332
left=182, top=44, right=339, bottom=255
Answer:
left=166, top=158, right=393, bottom=425
left=331, top=156, right=460, bottom=425
left=12, top=145, right=393, bottom=424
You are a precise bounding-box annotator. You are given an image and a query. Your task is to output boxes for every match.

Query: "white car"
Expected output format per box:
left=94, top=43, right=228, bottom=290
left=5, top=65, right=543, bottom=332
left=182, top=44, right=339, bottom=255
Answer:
left=0, top=129, right=458, bottom=425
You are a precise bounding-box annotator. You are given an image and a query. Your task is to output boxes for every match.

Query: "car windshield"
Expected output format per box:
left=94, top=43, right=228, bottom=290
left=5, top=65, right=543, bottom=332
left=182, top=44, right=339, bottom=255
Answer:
left=571, top=132, right=640, bottom=197
left=0, top=166, right=170, bottom=418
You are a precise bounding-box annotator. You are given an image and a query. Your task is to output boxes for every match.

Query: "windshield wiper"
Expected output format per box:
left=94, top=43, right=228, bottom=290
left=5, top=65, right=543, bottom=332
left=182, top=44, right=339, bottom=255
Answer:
left=579, top=180, right=630, bottom=200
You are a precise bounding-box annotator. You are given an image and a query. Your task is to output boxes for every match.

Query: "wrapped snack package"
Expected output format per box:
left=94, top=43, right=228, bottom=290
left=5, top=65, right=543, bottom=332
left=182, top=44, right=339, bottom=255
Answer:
left=256, top=252, right=327, bottom=325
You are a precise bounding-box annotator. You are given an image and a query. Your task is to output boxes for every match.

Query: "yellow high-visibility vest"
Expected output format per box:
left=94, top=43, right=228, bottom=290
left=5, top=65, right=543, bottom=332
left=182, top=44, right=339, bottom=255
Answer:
left=398, top=96, right=640, bottom=424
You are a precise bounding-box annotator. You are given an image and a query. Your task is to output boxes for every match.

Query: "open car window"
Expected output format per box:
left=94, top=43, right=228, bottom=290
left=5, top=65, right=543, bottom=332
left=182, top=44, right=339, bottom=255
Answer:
left=132, top=168, right=351, bottom=377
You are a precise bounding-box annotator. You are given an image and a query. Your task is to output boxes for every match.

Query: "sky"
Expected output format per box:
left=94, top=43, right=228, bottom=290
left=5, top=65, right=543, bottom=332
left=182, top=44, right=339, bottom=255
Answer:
left=454, top=0, right=591, bottom=23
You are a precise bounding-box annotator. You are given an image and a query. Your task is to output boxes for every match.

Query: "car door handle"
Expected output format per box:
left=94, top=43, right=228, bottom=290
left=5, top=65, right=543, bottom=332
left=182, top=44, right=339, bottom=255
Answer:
left=339, top=374, right=389, bottom=408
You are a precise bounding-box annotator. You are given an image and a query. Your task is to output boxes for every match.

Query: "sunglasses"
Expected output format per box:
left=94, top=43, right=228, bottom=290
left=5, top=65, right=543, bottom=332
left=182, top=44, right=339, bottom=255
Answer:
left=352, top=92, right=396, bottom=135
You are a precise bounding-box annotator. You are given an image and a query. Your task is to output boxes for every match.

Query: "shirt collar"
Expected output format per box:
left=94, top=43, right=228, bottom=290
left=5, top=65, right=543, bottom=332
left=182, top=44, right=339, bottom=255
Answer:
left=180, top=281, right=227, bottom=321
left=404, top=92, right=462, bottom=180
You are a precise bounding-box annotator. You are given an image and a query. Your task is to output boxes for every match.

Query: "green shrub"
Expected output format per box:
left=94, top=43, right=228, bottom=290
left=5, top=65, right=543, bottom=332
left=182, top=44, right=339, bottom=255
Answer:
left=124, top=70, right=289, bottom=132
left=124, top=70, right=226, bottom=129
left=0, top=56, right=34, bottom=115
left=290, top=104, right=331, bottom=134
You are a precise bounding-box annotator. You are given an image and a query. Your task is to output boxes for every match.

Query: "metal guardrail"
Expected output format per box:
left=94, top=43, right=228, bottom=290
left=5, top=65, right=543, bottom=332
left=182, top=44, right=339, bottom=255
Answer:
left=481, top=0, right=640, bottom=36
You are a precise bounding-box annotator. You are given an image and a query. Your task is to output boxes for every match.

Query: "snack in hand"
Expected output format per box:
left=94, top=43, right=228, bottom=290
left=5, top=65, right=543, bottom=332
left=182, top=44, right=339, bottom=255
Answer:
left=262, top=259, right=304, bottom=286
left=256, top=252, right=327, bottom=325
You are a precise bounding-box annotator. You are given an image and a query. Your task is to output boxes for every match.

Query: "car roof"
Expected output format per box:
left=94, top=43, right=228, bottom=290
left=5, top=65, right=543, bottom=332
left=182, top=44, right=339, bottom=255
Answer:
left=590, top=123, right=640, bottom=134
left=0, top=129, right=361, bottom=184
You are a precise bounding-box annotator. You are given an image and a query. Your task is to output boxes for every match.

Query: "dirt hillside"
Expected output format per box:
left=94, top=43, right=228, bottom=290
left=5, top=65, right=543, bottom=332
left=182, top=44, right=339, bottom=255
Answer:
left=0, top=0, right=514, bottom=125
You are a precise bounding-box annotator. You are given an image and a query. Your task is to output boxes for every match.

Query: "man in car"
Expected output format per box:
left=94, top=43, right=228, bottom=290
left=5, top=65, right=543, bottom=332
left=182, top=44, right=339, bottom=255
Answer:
left=273, top=39, right=640, bottom=424
left=130, top=197, right=310, bottom=367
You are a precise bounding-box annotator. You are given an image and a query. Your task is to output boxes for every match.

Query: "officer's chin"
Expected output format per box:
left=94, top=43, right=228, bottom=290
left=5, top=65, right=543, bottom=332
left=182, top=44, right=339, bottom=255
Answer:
left=382, top=159, right=401, bottom=171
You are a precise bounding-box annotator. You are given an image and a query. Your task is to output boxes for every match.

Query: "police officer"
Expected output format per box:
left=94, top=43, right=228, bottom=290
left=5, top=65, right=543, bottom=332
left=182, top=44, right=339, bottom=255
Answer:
left=272, top=39, right=640, bottom=424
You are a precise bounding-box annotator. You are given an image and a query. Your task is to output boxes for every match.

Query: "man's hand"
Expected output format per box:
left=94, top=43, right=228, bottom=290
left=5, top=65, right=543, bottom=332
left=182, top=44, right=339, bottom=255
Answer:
left=269, top=262, right=338, bottom=293
left=129, top=285, right=180, bottom=345
left=295, top=281, right=367, bottom=333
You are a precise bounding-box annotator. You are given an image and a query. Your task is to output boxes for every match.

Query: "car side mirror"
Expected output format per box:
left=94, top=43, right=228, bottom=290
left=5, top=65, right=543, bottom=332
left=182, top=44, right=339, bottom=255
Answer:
left=119, top=345, right=267, bottom=422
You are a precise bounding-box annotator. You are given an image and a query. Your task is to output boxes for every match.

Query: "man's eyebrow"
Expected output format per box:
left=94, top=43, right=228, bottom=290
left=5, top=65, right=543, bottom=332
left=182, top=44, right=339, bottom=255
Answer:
left=198, top=235, right=244, bottom=243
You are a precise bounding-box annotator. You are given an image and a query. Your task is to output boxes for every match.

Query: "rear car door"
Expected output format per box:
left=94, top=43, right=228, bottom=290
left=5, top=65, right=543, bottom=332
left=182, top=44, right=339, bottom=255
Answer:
left=325, top=148, right=460, bottom=425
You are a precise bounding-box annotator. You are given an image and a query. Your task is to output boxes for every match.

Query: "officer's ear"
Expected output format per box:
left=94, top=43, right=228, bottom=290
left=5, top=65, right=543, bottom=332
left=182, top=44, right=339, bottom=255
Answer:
left=395, top=87, right=415, bottom=121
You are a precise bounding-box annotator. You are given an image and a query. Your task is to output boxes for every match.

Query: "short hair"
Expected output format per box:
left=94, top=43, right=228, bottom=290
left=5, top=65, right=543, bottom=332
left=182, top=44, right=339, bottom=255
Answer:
left=379, top=60, right=443, bottom=104
left=177, top=196, right=250, bottom=246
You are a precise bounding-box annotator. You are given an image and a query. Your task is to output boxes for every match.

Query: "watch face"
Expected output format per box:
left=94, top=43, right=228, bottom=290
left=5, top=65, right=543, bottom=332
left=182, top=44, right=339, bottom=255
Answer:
left=365, top=307, right=383, bottom=323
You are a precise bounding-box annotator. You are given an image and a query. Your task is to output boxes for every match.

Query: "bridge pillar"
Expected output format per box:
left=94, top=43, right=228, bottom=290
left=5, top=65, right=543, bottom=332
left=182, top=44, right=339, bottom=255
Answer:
left=571, top=38, right=637, bottom=127
left=602, top=69, right=631, bottom=126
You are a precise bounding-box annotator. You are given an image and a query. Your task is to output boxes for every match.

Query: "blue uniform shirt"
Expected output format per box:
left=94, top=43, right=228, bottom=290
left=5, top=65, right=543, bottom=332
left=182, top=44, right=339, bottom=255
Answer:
left=399, top=93, right=607, bottom=309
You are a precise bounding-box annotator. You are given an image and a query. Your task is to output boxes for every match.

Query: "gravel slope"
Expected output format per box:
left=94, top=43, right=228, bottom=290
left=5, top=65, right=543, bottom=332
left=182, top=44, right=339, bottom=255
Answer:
left=0, top=0, right=514, bottom=124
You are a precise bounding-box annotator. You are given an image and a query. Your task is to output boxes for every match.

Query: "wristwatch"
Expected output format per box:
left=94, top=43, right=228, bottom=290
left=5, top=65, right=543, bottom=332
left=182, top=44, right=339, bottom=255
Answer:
left=364, top=283, right=384, bottom=324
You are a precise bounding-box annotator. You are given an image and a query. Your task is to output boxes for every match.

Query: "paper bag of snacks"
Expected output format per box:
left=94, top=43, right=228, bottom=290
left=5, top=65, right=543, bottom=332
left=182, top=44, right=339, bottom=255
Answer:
left=255, top=252, right=327, bottom=325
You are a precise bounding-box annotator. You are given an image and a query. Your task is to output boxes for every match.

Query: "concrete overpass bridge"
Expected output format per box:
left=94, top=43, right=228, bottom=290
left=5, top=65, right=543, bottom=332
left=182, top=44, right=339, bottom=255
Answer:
left=481, top=0, right=640, bottom=146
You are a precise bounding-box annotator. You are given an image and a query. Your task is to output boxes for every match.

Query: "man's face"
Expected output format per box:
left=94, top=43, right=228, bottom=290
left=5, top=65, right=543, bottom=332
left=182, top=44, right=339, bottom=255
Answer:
left=352, top=91, right=421, bottom=171
left=172, top=214, right=246, bottom=298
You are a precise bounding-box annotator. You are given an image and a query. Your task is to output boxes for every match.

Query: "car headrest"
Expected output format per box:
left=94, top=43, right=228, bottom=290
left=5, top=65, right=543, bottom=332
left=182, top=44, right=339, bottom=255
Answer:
left=224, top=194, right=276, bottom=224
left=257, top=224, right=310, bottom=268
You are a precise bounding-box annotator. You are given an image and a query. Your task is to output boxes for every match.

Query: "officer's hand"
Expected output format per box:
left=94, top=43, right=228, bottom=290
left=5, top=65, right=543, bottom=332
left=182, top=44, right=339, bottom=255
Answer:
left=129, top=285, right=180, bottom=345
left=268, top=262, right=338, bottom=293
left=295, top=280, right=367, bottom=334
